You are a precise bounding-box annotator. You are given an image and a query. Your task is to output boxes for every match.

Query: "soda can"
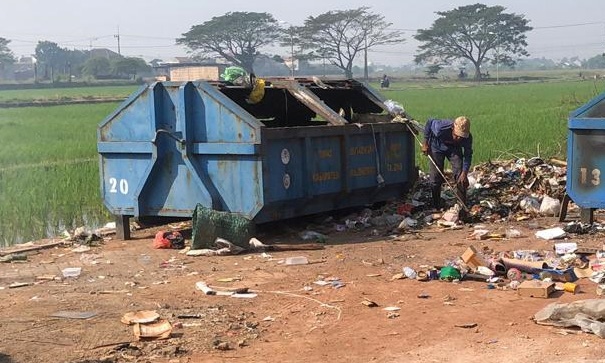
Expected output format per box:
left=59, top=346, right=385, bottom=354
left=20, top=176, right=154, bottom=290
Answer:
left=428, top=269, right=439, bottom=280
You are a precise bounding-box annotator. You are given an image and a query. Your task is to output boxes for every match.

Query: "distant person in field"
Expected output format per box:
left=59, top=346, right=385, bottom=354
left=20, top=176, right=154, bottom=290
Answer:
left=380, top=74, right=390, bottom=88
left=421, top=116, right=473, bottom=209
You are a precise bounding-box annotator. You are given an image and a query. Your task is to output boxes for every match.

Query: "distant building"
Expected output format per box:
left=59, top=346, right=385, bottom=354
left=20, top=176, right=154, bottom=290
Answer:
left=152, top=58, right=229, bottom=82
left=12, top=56, right=35, bottom=81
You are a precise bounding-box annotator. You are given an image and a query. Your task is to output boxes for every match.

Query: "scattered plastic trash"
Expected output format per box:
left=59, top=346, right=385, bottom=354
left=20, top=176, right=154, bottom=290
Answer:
left=62, top=267, right=82, bottom=278
left=441, top=204, right=460, bottom=222
left=403, top=266, right=417, bottom=279
left=299, top=230, right=327, bottom=242
left=121, top=311, right=161, bottom=325
left=477, top=266, right=495, bottom=277
left=470, top=229, right=490, bottom=240
left=535, top=227, right=566, bottom=240
left=439, top=266, right=461, bottom=281
left=384, top=100, right=405, bottom=116
left=564, top=221, right=593, bottom=234
left=539, top=195, right=561, bottom=216
left=399, top=217, right=418, bottom=229
left=187, top=237, right=244, bottom=256
left=284, top=256, right=309, bottom=265
left=195, top=281, right=216, bottom=295
left=153, top=230, right=185, bottom=249
left=505, top=228, right=522, bottom=238
left=330, top=279, right=346, bottom=289
left=554, top=242, right=578, bottom=255
left=562, top=282, right=578, bottom=294
left=520, top=197, right=540, bottom=214
left=232, top=293, right=258, bottom=298
left=534, top=299, right=605, bottom=338
left=133, top=319, right=173, bottom=340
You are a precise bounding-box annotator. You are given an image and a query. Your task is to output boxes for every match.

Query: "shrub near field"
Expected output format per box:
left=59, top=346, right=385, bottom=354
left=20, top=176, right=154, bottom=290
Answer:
left=0, top=80, right=604, bottom=245
left=0, top=103, right=117, bottom=245
left=380, top=80, right=605, bottom=170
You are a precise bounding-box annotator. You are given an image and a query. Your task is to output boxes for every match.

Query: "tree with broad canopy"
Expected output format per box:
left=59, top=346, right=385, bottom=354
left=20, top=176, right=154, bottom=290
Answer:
left=298, top=7, right=403, bottom=79
left=177, top=12, right=281, bottom=74
left=0, top=37, right=15, bottom=70
left=414, top=3, right=532, bottom=80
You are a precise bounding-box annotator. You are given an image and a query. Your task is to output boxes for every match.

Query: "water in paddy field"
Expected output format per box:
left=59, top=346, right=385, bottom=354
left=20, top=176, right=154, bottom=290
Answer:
left=0, top=206, right=112, bottom=247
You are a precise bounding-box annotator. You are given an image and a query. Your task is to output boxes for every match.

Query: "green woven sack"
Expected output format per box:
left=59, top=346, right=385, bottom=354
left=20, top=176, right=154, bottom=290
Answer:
left=191, top=204, right=256, bottom=250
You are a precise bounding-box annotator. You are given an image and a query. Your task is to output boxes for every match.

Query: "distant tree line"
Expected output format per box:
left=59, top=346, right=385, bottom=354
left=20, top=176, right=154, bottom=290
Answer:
left=1, top=3, right=605, bottom=82
left=0, top=38, right=151, bottom=82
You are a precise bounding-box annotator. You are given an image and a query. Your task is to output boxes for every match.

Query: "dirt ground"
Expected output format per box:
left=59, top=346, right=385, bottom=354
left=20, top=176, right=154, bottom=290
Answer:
left=1, top=213, right=605, bottom=363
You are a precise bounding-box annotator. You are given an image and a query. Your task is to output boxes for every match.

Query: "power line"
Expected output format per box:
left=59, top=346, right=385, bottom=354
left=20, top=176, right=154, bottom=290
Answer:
left=532, top=21, right=605, bottom=30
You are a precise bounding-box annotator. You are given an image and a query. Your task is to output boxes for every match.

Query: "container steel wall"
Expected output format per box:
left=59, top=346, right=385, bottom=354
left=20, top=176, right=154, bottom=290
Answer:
left=98, top=80, right=416, bottom=223
left=256, top=123, right=415, bottom=222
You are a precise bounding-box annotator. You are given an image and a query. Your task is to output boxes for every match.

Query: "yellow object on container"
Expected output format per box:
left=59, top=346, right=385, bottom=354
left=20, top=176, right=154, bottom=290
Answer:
left=246, top=79, right=265, bottom=104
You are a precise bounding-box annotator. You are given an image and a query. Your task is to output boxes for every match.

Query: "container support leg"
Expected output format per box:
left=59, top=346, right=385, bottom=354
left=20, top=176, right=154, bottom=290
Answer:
left=116, top=215, right=131, bottom=240
left=558, top=193, right=571, bottom=222
left=580, top=208, right=594, bottom=224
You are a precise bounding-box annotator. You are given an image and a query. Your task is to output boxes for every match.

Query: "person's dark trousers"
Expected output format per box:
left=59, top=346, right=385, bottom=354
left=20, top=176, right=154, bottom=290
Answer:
left=428, top=151, right=446, bottom=209
left=449, top=152, right=467, bottom=206
left=428, top=149, right=466, bottom=208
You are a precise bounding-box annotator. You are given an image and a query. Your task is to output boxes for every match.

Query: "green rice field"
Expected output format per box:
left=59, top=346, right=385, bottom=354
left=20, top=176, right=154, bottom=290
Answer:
left=0, top=79, right=604, bottom=246
left=383, top=80, right=605, bottom=169
left=0, top=85, right=137, bottom=102
left=0, top=102, right=119, bottom=245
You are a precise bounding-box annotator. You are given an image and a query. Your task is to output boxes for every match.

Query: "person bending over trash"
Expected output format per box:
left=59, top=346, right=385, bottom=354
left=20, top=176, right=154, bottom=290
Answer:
left=421, top=116, right=473, bottom=209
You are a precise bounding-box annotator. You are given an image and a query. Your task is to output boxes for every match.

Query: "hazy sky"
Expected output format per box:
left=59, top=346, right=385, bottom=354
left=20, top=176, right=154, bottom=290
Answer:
left=1, top=0, right=603, bottom=65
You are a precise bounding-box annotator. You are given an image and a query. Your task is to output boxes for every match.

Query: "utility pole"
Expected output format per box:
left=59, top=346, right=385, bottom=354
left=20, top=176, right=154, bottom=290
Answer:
left=289, top=26, right=294, bottom=78
left=362, top=22, right=371, bottom=83
left=115, top=27, right=121, bottom=56
left=363, top=35, right=368, bottom=82
left=496, top=33, right=500, bottom=84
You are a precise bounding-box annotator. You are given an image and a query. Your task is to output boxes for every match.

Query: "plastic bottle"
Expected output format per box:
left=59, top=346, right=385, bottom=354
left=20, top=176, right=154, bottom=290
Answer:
left=403, top=266, right=417, bottom=279
left=62, top=267, right=82, bottom=278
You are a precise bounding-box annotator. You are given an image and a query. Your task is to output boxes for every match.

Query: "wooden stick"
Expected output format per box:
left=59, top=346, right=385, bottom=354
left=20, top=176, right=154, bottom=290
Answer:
left=263, top=243, right=324, bottom=251
left=0, top=240, right=65, bottom=256
left=550, top=158, right=567, bottom=167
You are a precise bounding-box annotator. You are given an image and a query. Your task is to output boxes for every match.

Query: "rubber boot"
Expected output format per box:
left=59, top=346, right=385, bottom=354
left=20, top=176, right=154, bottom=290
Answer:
left=431, top=186, right=442, bottom=209
left=455, top=184, right=468, bottom=220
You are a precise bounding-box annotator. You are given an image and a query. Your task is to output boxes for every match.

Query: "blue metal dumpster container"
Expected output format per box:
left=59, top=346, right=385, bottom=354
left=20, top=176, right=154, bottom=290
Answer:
left=98, top=78, right=417, bottom=238
left=566, top=91, right=605, bottom=222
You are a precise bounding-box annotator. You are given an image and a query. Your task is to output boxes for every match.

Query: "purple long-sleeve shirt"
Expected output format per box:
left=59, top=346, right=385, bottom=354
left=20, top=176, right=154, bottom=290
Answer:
left=424, top=118, right=473, bottom=172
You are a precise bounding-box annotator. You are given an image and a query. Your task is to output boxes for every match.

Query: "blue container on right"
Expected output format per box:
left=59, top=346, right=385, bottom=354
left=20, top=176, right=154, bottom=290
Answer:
left=566, top=91, right=605, bottom=221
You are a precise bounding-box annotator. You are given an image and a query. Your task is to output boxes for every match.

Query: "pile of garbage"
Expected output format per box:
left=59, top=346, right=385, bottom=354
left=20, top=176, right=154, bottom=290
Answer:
left=465, top=157, right=567, bottom=222
left=308, top=157, right=571, bottom=236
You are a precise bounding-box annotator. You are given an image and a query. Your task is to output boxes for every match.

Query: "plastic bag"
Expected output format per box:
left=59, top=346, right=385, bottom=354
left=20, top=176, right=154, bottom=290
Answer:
left=520, top=196, right=540, bottom=214
left=534, top=299, right=605, bottom=338
left=539, top=195, right=561, bottom=216
left=220, top=66, right=247, bottom=83
left=384, top=100, right=405, bottom=116
left=153, top=230, right=185, bottom=249
left=299, top=230, right=327, bottom=242
left=246, top=78, right=265, bottom=104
